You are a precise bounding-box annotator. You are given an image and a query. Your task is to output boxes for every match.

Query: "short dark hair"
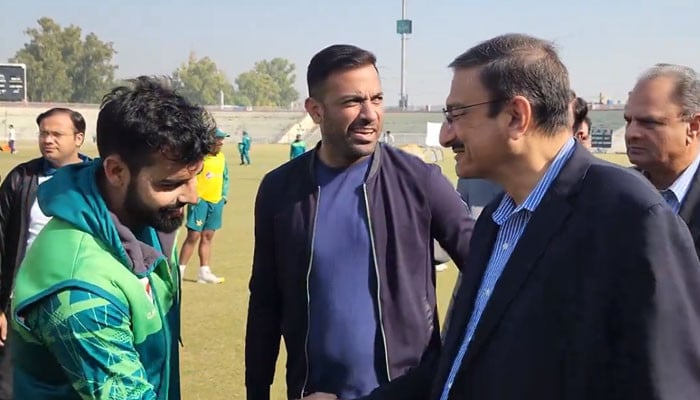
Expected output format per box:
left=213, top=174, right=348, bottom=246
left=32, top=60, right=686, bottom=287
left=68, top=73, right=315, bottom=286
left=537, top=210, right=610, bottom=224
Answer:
left=449, top=33, right=571, bottom=135
left=572, top=97, right=591, bottom=134
left=96, top=76, right=216, bottom=173
left=307, top=44, right=377, bottom=99
left=36, top=107, right=86, bottom=134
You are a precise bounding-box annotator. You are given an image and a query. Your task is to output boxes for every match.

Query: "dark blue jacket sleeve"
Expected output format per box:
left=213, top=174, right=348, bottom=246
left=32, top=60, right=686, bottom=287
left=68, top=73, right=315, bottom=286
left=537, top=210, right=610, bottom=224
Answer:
left=427, top=165, right=475, bottom=272
left=245, top=176, right=282, bottom=400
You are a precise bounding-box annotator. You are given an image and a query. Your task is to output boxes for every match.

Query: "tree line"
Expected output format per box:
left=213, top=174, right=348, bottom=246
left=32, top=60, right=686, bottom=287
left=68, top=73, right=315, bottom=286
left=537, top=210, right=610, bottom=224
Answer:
left=9, top=17, right=299, bottom=107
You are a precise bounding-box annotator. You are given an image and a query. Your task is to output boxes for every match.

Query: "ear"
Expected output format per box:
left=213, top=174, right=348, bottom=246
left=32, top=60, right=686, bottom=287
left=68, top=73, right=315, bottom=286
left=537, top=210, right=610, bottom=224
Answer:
left=688, top=113, right=700, bottom=144
left=305, top=97, right=323, bottom=124
left=504, top=95, right=532, bottom=139
left=75, top=131, right=85, bottom=147
left=102, top=155, right=130, bottom=188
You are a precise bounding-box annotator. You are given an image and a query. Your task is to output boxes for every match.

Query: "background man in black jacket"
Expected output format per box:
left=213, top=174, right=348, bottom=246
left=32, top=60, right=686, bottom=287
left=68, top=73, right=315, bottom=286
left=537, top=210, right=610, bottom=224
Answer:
left=0, top=107, right=89, bottom=399
left=245, top=44, right=474, bottom=400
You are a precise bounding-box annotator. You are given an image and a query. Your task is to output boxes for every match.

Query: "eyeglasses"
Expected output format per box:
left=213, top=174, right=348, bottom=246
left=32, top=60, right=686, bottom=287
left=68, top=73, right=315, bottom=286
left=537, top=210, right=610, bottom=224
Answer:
left=38, top=131, right=75, bottom=139
left=442, top=99, right=506, bottom=124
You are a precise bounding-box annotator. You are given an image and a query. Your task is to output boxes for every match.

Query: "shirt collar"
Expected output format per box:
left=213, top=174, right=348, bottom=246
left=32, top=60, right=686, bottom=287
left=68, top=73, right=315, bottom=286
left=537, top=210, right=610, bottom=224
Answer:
left=664, top=152, right=700, bottom=205
left=493, top=137, right=577, bottom=225
left=42, top=153, right=91, bottom=176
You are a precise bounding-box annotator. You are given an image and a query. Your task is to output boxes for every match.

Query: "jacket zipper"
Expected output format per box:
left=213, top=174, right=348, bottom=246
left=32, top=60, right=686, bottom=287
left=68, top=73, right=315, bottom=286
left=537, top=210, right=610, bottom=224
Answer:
left=147, top=263, right=172, bottom=397
left=300, top=186, right=321, bottom=398
left=172, top=239, right=184, bottom=347
left=363, top=184, right=391, bottom=382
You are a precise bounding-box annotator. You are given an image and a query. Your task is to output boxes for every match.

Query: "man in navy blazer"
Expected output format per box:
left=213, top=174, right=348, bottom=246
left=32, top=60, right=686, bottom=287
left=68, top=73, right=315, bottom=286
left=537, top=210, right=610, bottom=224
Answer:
left=434, top=33, right=700, bottom=400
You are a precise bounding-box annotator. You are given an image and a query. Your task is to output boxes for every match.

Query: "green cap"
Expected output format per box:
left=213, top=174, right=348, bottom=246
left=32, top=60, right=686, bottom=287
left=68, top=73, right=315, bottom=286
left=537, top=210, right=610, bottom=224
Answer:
left=215, top=129, right=230, bottom=138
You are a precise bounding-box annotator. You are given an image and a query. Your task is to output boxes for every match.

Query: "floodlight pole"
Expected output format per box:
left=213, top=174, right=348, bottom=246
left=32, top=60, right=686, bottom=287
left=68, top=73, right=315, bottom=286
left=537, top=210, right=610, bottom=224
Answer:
left=399, top=0, right=407, bottom=109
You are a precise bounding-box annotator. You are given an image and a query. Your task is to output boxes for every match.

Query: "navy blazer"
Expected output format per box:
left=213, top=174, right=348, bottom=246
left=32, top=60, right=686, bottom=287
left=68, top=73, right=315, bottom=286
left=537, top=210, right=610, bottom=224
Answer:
left=679, top=164, right=700, bottom=260
left=432, top=144, right=700, bottom=400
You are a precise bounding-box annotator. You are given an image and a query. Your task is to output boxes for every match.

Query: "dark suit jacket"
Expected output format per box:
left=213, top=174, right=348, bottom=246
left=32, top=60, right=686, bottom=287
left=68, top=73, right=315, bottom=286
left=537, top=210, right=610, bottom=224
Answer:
left=679, top=165, right=700, bottom=260
left=630, top=163, right=700, bottom=261
left=432, top=144, right=700, bottom=400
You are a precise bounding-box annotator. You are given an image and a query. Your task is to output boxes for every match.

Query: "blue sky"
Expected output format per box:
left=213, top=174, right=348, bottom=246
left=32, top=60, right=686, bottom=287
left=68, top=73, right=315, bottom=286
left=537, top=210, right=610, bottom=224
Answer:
left=0, top=0, right=696, bottom=106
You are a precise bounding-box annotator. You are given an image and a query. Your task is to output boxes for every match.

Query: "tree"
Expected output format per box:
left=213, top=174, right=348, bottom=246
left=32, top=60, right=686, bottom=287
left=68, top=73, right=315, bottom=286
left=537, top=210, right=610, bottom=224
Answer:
left=235, top=71, right=281, bottom=107
left=10, top=17, right=117, bottom=103
left=172, top=52, right=235, bottom=106
left=234, top=58, right=298, bottom=107
left=253, top=58, right=299, bottom=106
left=71, top=32, right=118, bottom=103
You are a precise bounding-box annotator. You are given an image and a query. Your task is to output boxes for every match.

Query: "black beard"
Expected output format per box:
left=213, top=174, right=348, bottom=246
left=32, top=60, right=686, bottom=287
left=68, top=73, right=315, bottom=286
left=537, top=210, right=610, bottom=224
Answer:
left=124, top=181, right=184, bottom=233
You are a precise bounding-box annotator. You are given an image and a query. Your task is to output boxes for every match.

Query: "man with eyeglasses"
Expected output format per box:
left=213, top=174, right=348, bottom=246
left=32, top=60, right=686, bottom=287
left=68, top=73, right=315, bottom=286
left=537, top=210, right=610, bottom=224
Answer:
left=433, top=33, right=700, bottom=400
left=0, top=107, right=90, bottom=400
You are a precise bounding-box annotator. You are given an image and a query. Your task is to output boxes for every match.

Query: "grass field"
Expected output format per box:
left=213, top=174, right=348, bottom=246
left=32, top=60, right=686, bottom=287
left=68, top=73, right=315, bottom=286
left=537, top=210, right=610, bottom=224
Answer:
left=0, top=142, right=630, bottom=399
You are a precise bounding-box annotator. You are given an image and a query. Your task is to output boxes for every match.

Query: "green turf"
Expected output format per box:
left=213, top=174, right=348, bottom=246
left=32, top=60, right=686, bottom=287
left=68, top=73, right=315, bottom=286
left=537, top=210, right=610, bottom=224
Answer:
left=0, top=142, right=629, bottom=399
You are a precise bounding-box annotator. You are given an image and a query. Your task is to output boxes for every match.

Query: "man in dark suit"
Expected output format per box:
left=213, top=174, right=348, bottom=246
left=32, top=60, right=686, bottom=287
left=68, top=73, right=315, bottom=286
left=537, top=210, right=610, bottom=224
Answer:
left=625, top=63, right=700, bottom=259
left=434, top=33, right=700, bottom=400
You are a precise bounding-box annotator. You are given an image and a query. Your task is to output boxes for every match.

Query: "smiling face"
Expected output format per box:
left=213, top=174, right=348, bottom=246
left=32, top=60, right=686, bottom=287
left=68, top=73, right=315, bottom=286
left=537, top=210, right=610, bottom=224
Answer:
left=126, top=154, right=203, bottom=233
left=439, top=67, right=513, bottom=179
left=102, top=151, right=202, bottom=233
left=305, top=64, right=383, bottom=167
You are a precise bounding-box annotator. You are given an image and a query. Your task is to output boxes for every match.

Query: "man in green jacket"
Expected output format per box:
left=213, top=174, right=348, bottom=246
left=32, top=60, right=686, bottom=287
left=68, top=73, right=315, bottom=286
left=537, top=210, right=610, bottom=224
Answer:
left=239, top=130, right=251, bottom=165
left=10, top=76, right=216, bottom=400
left=290, top=134, right=307, bottom=159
